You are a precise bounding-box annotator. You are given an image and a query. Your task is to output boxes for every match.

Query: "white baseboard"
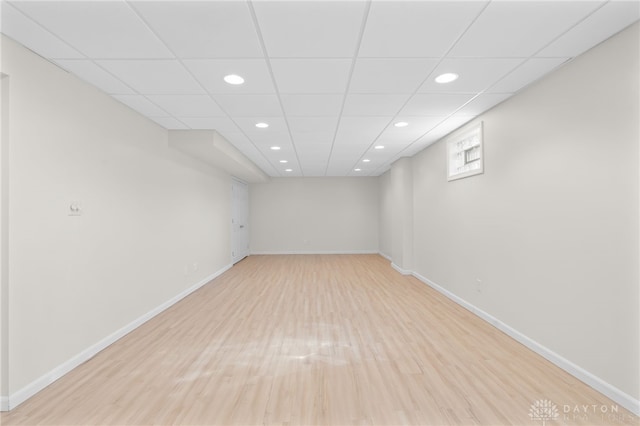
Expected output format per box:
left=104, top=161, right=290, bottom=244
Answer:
left=378, top=252, right=392, bottom=261
left=250, top=250, right=379, bottom=255
left=5, top=264, right=232, bottom=411
left=391, top=262, right=411, bottom=275
left=411, top=271, right=640, bottom=417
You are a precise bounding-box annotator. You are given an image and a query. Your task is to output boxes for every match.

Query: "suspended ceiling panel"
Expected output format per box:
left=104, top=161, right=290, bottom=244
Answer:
left=1, top=0, right=638, bottom=177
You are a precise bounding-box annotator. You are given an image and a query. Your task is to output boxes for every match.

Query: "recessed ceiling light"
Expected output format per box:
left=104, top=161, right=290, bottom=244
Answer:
left=363, top=159, right=371, bottom=163
left=354, top=168, right=362, bottom=172
left=435, top=73, right=459, bottom=84
left=374, top=145, right=384, bottom=150
left=270, top=146, right=281, bottom=150
left=394, top=121, right=409, bottom=128
left=223, top=74, right=244, bottom=85
left=255, top=122, right=269, bottom=128
left=279, top=160, right=288, bottom=163
left=285, top=168, right=292, bottom=172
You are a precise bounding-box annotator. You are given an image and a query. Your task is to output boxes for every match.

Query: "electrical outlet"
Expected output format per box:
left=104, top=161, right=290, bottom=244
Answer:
left=476, top=278, right=482, bottom=293
left=192, top=262, right=198, bottom=272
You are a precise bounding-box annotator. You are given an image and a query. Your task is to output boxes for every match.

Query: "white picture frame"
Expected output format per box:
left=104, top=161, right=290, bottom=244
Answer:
left=447, top=121, right=484, bottom=181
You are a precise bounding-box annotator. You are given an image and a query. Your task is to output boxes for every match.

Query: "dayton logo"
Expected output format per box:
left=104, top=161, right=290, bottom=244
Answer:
left=529, top=399, right=559, bottom=425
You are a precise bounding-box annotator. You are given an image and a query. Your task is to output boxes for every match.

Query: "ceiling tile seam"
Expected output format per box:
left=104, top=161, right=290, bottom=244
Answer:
left=347, top=0, right=493, bottom=176
left=79, top=59, right=167, bottom=107
left=126, top=0, right=280, bottom=176
left=531, top=0, right=610, bottom=60
left=247, top=0, right=308, bottom=177
left=463, top=0, right=609, bottom=103
left=371, top=88, right=515, bottom=175
left=121, top=1, right=176, bottom=59
left=322, top=0, right=373, bottom=177
left=371, top=92, right=496, bottom=174
left=376, top=0, right=611, bottom=170
left=3, top=2, right=177, bottom=120
left=464, top=1, right=610, bottom=102
left=3, top=1, right=87, bottom=58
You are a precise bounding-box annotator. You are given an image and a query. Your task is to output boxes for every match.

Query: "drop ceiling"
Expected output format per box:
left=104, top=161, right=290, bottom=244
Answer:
left=1, top=0, right=638, bottom=177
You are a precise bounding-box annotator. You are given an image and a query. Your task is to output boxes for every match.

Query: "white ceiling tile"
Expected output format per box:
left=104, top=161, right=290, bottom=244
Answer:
left=183, top=59, right=275, bottom=94
left=113, top=95, right=169, bottom=117
left=297, top=143, right=333, bottom=157
left=131, top=1, right=262, bottom=58
left=270, top=59, right=352, bottom=93
left=328, top=149, right=370, bottom=170
left=377, top=116, right=445, bottom=143
left=289, top=117, right=338, bottom=152
left=449, top=1, right=605, bottom=58
left=418, top=58, right=524, bottom=93
left=343, top=94, right=411, bottom=116
left=12, top=1, right=173, bottom=59
left=299, top=157, right=330, bottom=172
left=212, top=94, right=282, bottom=116
left=454, top=93, right=511, bottom=116
left=253, top=1, right=366, bottom=58
left=4, top=0, right=634, bottom=178
left=372, top=142, right=407, bottom=156
left=350, top=59, right=438, bottom=93
left=274, top=158, right=299, bottom=170
left=359, top=1, right=487, bottom=57
left=287, top=117, right=339, bottom=135
left=538, top=1, right=640, bottom=58
left=290, top=132, right=334, bottom=148
left=280, top=94, right=344, bottom=117
left=489, top=58, right=569, bottom=93
left=400, top=94, right=475, bottom=116
left=1, top=2, right=84, bottom=59
left=146, top=95, right=225, bottom=117
left=334, top=117, right=392, bottom=145
left=331, top=137, right=384, bottom=165
left=178, top=117, right=240, bottom=134
left=97, top=60, right=204, bottom=94
left=55, top=60, right=135, bottom=95
left=326, top=160, right=361, bottom=176
left=261, top=147, right=298, bottom=166
left=148, top=116, right=188, bottom=129
left=233, top=117, right=289, bottom=135
left=246, top=131, right=293, bottom=148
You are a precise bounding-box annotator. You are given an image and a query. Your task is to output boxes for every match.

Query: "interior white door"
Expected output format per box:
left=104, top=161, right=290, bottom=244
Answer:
left=231, top=178, right=249, bottom=264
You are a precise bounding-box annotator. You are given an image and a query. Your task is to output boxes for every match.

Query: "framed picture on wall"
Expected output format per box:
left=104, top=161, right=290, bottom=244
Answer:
left=447, top=122, right=484, bottom=181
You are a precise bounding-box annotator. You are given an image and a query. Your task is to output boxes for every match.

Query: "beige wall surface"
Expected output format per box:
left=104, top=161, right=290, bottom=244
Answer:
left=250, top=177, right=379, bottom=254
left=1, top=36, right=233, bottom=396
left=378, top=171, right=392, bottom=259
left=409, top=23, right=639, bottom=399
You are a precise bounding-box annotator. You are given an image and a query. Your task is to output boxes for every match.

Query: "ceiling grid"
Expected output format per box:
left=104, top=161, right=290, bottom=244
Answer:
left=1, top=0, right=637, bottom=177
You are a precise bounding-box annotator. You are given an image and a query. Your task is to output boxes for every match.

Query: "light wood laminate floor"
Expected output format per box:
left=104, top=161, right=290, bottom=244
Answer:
left=2, top=255, right=637, bottom=425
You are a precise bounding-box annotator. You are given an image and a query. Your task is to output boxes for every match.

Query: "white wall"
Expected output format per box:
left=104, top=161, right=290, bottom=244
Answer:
left=0, top=71, right=9, bottom=406
left=1, top=35, right=234, bottom=402
left=250, top=177, right=379, bottom=254
left=391, top=22, right=638, bottom=403
left=390, top=158, right=413, bottom=272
